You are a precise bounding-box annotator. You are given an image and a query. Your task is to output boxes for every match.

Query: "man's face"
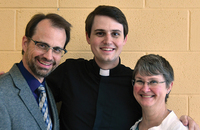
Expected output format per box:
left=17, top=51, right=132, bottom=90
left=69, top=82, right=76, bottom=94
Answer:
left=86, top=15, right=127, bottom=69
left=22, top=19, right=66, bottom=82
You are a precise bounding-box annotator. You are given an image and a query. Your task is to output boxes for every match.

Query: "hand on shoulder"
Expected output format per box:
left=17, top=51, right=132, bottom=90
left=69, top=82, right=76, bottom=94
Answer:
left=0, top=71, right=5, bottom=75
left=180, top=115, right=200, bottom=130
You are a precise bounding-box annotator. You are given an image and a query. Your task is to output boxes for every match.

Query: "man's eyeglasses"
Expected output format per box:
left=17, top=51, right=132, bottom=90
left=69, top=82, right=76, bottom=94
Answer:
left=28, top=37, right=67, bottom=57
left=132, top=79, right=166, bottom=87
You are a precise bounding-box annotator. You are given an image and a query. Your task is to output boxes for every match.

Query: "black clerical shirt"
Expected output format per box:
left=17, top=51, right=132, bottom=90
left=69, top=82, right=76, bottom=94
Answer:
left=47, top=58, right=142, bottom=130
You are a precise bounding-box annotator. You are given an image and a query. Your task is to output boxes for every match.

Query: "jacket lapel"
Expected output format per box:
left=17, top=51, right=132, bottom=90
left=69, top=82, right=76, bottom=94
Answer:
left=45, top=82, right=59, bottom=129
left=9, top=64, right=46, bottom=129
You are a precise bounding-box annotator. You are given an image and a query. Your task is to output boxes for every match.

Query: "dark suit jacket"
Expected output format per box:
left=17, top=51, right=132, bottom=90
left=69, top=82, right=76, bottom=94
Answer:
left=0, top=64, right=59, bottom=130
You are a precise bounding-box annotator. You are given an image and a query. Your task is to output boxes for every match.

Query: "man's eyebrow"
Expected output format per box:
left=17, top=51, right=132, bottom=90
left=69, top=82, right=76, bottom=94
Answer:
left=36, top=40, right=63, bottom=49
left=36, top=41, right=50, bottom=46
left=94, top=29, right=122, bottom=32
left=94, top=29, right=105, bottom=32
left=111, top=29, right=122, bottom=32
left=38, top=41, right=48, bottom=44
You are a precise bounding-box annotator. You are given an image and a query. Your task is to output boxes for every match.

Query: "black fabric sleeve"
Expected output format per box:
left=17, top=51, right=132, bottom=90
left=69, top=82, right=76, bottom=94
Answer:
left=46, top=60, right=66, bottom=102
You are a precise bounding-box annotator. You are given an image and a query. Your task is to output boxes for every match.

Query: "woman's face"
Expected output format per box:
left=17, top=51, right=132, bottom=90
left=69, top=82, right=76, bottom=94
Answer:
left=133, top=73, right=172, bottom=109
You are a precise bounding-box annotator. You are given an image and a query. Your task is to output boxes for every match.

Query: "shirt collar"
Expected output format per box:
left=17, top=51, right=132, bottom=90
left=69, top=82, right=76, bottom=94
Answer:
left=91, top=57, right=122, bottom=77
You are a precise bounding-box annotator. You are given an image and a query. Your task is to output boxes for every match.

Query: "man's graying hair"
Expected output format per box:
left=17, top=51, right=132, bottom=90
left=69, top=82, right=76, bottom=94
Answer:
left=22, top=13, right=72, bottom=55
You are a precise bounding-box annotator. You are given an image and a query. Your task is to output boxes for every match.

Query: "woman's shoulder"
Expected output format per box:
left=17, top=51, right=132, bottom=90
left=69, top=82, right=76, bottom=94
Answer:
left=161, top=110, right=189, bottom=130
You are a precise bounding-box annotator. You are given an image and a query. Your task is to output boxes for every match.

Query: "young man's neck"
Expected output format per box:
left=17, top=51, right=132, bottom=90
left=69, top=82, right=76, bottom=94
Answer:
left=94, top=57, right=119, bottom=70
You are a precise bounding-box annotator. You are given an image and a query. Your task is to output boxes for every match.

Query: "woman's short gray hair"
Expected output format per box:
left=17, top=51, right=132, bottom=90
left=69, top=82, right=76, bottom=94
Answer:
left=132, top=54, right=174, bottom=102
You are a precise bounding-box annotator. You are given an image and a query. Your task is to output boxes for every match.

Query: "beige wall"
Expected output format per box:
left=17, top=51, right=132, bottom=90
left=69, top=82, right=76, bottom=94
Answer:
left=0, top=0, right=200, bottom=125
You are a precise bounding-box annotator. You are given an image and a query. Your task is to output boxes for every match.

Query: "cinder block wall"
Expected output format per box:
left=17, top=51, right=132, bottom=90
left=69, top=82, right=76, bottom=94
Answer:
left=0, top=0, right=200, bottom=125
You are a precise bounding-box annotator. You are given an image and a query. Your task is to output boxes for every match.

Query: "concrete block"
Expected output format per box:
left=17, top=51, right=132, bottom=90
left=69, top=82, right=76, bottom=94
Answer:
left=189, top=96, right=200, bottom=125
left=167, top=95, right=188, bottom=118
left=146, top=0, right=200, bottom=8
left=0, top=10, right=15, bottom=50
left=123, top=9, right=188, bottom=51
left=0, top=52, right=22, bottom=72
left=59, top=0, right=143, bottom=8
left=190, top=10, right=200, bottom=51
left=120, top=52, right=146, bottom=69
left=0, top=0, right=57, bottom=7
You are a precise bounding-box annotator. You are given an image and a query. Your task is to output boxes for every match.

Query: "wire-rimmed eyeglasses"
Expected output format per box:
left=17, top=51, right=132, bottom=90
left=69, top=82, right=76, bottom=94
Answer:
left=28, top=37, right=67, bottom=57
left=132, top=79, right=166, bottom=87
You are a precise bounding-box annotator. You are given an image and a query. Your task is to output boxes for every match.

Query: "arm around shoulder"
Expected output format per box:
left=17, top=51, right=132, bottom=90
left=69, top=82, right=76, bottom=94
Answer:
left=180, top=115, right=200, bottom=130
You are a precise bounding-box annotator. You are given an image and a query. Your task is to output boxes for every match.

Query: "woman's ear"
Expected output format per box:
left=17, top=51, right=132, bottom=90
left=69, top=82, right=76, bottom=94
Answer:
left=167, top=81, right=173, bottom=94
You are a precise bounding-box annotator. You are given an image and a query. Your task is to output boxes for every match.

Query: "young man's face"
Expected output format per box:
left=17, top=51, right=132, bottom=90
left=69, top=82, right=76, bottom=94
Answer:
left=86, top=15, right=127, bottom=69
left=22, top=19, right=66, bottom=82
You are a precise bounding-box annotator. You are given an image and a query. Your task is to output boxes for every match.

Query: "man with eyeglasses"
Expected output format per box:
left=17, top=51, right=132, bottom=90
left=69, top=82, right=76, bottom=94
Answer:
left=28, top=37, right=67, bottom=57
left=0, top=13, right=71, bottom=130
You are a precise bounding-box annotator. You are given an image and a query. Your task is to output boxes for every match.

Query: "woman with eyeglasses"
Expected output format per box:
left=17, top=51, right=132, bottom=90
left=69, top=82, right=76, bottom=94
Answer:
left=130, top=54, right=188, bottom=130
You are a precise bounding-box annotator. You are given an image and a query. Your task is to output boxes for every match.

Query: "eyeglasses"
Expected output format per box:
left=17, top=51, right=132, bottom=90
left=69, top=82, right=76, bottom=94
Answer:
left=28, top=37, right=67, bottom=57
left=132, top=79, right=166, bottom=87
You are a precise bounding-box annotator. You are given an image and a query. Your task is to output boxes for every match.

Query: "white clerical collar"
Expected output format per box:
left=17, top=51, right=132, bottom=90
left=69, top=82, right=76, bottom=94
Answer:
left=99, top=68, right=110, bottom=76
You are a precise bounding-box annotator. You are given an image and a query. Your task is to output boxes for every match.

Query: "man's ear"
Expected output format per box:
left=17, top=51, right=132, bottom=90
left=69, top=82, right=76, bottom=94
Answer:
left=22, top=36, right=29, bottom=53
left=123, top=35, right=128, bottom=46
left=86, top=32, right=90, bottom=45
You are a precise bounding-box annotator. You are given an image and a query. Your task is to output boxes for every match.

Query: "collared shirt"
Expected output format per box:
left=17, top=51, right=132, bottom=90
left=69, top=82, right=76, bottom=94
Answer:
left=47, top=58, right=142, bottom=130
left=17, top=61, right=45, bottom=103
left=130, top=110, right=188, bottom=130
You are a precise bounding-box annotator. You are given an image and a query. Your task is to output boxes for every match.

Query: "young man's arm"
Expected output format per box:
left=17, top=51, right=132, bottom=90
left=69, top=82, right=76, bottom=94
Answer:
left=180, top=115, right=200, bottom=130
